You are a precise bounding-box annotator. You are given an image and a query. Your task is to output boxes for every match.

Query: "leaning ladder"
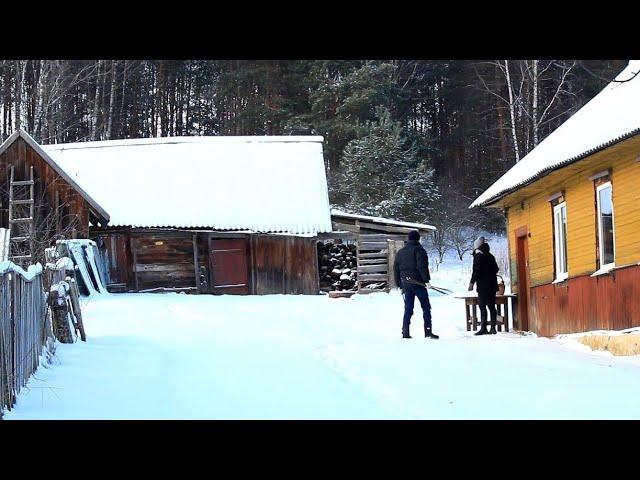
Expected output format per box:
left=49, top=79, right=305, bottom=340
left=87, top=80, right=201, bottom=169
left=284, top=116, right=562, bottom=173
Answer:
left=8, top=165, right=35, bottom=266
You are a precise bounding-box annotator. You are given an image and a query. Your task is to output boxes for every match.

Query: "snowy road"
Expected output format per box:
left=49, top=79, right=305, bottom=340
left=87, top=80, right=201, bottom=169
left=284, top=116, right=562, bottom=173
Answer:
left=6, top=289, right=640, bottom=419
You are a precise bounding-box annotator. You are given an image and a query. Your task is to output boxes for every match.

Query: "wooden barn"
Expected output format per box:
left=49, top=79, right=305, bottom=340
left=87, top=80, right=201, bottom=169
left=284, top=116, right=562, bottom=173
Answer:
left=471, top=60, right=640, bottom=336
left=38, top=135, right=332, bottom=295
left=0, top=130, right=109, bottom=266
left=2, top=130, right=437, bottom=297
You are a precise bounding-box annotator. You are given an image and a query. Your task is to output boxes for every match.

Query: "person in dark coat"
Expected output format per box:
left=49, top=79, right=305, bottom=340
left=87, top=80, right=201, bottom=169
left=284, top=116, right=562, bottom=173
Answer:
left=468, top=237, right=500, bottom=335
left=393, top=230, right=439, bottom=339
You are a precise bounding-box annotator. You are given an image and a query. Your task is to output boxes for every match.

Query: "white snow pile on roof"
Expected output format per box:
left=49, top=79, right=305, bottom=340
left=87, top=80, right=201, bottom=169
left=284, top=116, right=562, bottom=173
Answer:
left=42, top=136, right=332, bottom=235
left=331, top=209, right=436, bottom=231
left=471, top=60, right=640, bottom=208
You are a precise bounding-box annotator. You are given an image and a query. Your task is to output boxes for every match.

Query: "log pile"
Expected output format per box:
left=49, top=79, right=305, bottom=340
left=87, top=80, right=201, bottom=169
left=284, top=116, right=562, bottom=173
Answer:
left=317, top=240, right=358, bottom=291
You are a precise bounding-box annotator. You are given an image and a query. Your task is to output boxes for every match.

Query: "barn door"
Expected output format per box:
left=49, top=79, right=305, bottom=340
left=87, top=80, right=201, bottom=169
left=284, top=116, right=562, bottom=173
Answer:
left=209, top=238, right=249, bottom=295
left=515, top=230, right=530, bottom=331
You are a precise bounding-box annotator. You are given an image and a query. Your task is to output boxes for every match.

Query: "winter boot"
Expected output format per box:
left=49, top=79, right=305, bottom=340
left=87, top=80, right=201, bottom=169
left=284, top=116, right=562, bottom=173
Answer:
left=475, top=324, right=489, bottom=336
left=403, top=334, right=413, bottom=339
left=489, top=326, right=497, bottom=335
left=425, top=328, right=439, bottom=339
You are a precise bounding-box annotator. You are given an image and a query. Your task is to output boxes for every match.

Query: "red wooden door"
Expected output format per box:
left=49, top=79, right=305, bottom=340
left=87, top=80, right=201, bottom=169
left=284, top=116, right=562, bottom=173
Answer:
left=209, top=238, right=250, bottom=295
left=515, top=233, right=530, bottom=331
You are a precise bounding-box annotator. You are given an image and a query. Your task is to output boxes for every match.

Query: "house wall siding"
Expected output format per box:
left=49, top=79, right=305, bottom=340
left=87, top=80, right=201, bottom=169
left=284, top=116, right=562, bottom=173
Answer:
left=507, top=142, right=640, bottom=292
left=503, top=135, right=640, bottom=335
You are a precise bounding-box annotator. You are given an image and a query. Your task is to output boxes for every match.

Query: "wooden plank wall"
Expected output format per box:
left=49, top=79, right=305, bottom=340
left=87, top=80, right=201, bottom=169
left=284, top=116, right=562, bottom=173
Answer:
left=251, top=234, right=319, bottom=295
left=131, top=232, right=197, bottom=291
left=0, top=138, right=90, bottom=238
left=530, top=264, right=640, bottom=337
left=92, top=230, right=320, bottom=295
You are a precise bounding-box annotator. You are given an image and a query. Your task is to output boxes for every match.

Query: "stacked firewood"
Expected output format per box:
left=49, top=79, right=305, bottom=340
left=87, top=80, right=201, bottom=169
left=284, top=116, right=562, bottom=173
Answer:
left=317, top=240, right=358, bottom=291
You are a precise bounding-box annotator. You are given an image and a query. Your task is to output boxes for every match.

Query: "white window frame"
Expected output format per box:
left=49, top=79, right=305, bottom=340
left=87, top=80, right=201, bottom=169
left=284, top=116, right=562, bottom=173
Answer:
left=553, top=202, right=568, bottom=281
left=596, top=181, right=616, bottom=270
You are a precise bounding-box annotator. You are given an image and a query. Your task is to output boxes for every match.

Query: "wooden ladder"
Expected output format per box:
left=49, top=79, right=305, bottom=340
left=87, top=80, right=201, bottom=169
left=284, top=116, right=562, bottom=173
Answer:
left=8, top=165, right=35, bottom=266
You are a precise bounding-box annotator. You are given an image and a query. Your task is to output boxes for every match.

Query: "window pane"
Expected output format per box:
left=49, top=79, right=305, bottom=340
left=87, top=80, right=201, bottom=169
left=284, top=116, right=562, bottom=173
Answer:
left=561, top=205, right=568, bottom=273
left=599, top=186, right=614, bottom=265
left=554, top=203, right=568, bottom=276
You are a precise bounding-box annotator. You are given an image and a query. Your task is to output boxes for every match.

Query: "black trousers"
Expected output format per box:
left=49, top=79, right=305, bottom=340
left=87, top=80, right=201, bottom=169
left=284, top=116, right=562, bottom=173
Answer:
left=401, top=283, right=432, bottom=336
left=478, top=290, right=497, bottom=329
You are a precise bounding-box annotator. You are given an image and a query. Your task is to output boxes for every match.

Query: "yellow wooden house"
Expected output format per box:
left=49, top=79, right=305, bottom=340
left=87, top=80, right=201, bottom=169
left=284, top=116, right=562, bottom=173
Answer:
left=471, top=61, right=640, bottom=336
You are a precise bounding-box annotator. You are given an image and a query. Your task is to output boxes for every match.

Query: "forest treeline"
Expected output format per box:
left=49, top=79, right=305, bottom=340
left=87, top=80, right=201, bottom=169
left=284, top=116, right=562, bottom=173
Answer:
left=0, top=59, right=626, bottom=233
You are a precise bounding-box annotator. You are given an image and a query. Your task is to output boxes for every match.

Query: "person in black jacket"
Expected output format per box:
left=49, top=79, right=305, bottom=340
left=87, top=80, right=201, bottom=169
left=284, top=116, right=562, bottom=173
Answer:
left=393, top=230, right=439, bottom=339
left=468, top=237, right=500, bottom=335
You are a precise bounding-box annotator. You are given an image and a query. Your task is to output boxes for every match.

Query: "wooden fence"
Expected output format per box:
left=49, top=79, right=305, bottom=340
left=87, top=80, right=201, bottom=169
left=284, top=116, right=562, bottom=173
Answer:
left=0, top=262, right=48, bottom=416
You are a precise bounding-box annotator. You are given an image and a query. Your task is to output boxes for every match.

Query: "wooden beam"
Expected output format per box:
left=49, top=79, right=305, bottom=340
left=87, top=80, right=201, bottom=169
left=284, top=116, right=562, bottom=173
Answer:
left=358, top=252, right=388, bottom=259
left=193, top=233, right=199, bottom=293
left=358, top=258, right=389, bottom=265
left=331, top=222, right=360, bottom=233
left=357, top=264, right=388, bottom=274
left=360, top=221, right=432, bottom=234
left=316, top=231, right=358, bottom=240
left=130, top=236, right=139, bottom=292
left=359, top=241, right=388, bottom=250
left=358, top=234, right=405, bottom=241
left=358, top=273, right=388, bottom=282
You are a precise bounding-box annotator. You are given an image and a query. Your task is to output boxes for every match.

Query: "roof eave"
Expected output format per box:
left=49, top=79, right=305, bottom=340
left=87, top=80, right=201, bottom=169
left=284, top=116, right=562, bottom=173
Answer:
left=471, top=128, right=640, bottom=209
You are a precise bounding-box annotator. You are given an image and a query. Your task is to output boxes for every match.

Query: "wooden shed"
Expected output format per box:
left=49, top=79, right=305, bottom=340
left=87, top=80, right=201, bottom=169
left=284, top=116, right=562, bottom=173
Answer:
left=471, top=61, right=640, bottom=336
left=0, top=130, right=109, bottom=266
left=320, top=209, right=435, bottom=292
left=40, top=135, right=332, bottom=295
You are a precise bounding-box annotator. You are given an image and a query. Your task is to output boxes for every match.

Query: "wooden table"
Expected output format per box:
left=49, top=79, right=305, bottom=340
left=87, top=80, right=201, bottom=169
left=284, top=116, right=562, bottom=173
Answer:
left=454, top=294, right=516, bottom=332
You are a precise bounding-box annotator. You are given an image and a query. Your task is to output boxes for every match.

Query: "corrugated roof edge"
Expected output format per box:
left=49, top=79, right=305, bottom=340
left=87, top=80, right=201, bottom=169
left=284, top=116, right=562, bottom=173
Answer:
left=42, top=135, right=325, bottom=151
left=103, top=224, right=333, bottom=235
left=331, top=209, right=436, bottom=231
left=0, top=129, right=111, bottom=223
left=470, top=128, right=640, bottom=209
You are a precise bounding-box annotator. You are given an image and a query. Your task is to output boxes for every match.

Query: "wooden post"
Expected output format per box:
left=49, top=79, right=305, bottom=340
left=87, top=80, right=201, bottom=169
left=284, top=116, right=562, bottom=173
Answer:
left=465, top=303, right=471, bottom=331
left=192, top=233, right=199, bottom=293
left=471, top=300, right=478, bottom=331
left=504, top=299, right=510, bottom=332
left=68, top=278, right=86, bottom=341
left=129, top=236, right=139, bottom=292
left=387, top=239, right=404, bottom=289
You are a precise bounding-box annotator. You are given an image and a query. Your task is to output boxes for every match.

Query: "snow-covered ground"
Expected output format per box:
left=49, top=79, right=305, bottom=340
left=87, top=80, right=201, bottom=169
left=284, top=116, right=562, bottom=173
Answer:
left=6, top=241, right=640, bottom=420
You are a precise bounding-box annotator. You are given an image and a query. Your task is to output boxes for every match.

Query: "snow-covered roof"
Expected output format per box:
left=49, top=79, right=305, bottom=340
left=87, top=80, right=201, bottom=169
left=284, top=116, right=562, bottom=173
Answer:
left=471, top=60, right=640, bottom=208
left=42, top=136, right=332, bottom=235
left=331, top=208, right=436, bottom=231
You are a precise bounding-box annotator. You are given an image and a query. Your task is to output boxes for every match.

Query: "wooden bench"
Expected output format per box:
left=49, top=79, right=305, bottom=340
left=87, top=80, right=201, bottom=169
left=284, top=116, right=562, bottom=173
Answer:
left=455, top=294, right=516, bottom=332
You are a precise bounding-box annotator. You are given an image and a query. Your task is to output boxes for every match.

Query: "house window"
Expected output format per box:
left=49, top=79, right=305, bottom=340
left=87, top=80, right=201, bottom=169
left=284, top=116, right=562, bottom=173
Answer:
left=553, top=202, right=568, bottom=280
left=596, top=182, right=615, bottom=269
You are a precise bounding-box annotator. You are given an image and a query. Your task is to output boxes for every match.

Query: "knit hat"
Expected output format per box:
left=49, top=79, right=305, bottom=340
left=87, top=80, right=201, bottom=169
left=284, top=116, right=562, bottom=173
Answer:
left=408, top=230, right=420, bottom=241
left=473, top=236, right=485, bottom=250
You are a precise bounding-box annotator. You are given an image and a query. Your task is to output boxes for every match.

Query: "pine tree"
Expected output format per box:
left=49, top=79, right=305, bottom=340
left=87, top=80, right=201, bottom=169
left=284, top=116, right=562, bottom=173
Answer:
left=336, top=106, right=438, bottom=223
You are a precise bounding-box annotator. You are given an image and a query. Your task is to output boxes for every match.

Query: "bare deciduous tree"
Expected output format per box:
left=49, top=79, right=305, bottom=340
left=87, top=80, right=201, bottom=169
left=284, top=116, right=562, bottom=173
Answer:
left=475, top=60, right=578, bottom=163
